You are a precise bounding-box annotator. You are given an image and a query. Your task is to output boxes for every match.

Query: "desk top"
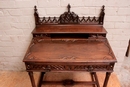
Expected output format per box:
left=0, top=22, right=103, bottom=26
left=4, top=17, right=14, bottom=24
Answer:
left=23, top=38, right=116, bottom=63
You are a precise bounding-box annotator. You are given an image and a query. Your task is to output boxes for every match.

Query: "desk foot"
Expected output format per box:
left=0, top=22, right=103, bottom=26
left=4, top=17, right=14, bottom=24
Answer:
left=103, top=72, right=111, bottom=87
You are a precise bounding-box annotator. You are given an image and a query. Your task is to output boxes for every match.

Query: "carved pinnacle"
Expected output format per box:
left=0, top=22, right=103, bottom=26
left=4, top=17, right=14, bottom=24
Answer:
left=67, top=4, right=71, bottom=12
left=102, top=5, right=105, bottom=12
left=34, top=6, right=37, bottom=12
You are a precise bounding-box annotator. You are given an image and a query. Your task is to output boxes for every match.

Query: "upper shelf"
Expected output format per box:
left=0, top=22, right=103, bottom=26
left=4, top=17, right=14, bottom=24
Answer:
left=32, top=25, right=107, bottom=34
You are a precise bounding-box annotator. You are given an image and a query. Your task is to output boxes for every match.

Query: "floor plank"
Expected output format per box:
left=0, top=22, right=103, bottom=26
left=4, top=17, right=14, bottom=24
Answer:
left=0, top=71, right=121, bottom=87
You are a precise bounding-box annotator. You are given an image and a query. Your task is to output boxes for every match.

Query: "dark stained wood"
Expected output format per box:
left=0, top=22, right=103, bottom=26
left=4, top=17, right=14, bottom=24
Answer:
left=32, top=25, right=107, bottom=34
left=34, top=5, right=105, bottom=26
left=37, top=72, right=45, bottom=87
left=34, top=6, right=39, bottom=25
left=59, top=4, right=79, bottom=24
left=23, top=39, right=116, bottom=63
left=41, top=80, right=96, bottom=86
left=126, top=39, right=130, bottom=57
left=103, top=72, right=111, bottom=87
left=28, top=72, right=36, bottom=87
left=99, top=5, right=105, bottom=24
left=23, top=4, right=117, bottom=87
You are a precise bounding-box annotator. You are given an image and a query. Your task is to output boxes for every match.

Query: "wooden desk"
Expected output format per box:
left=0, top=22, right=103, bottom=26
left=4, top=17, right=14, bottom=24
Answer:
left=23, top=4, right=117, bottom=87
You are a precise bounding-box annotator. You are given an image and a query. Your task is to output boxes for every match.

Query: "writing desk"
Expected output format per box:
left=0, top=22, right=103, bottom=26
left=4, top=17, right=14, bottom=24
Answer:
left=23, top=4, right=117, bottom=87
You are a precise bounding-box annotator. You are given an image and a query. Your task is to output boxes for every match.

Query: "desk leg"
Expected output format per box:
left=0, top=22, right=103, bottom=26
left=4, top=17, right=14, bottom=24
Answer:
left=91, top=72, right=100, bottom=87
left=93, top=72, right=100, bottom=87
left=28, top=72, right=36, bottom=87
left=38, top=72, right=45, bottom=87
left=103, top=72, right=111, bottom=87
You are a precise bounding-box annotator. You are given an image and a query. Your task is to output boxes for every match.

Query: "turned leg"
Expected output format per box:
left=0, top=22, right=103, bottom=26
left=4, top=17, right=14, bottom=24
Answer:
left=28, top=72, right=36, bottom=87
left=103, top=72, right=111, bottom=87
left=38, top=72, right=45, bottom=87
left=93, top=72, right=100, bottom=87
left=91, top=72, right=100, bottom=87
left=91, top=72, right=96, bottom=87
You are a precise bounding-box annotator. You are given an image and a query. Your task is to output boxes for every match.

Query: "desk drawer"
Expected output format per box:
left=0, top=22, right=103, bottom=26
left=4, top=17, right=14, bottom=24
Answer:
left=25, top=63, right=115, bottom=72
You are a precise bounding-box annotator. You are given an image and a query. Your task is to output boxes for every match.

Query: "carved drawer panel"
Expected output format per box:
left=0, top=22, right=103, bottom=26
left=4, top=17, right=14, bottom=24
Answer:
left=25, top=63, right=114, bottom=72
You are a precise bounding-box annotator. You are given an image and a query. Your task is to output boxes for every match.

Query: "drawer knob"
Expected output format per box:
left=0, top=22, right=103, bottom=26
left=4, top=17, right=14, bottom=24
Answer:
left=88, top=66, right=94, bottom=71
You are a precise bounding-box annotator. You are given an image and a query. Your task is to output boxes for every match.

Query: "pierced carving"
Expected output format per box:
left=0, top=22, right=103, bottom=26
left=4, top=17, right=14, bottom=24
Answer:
left=34, top=5, right=105, bottom=26
left=26, top=63, right=114, bottom=71
left=59, top=4, right=79, bottom=24
left=38, top=16, right=99, bottom=24
left=40, top=17, right=60, bottom=24
left=126, top=39, right=130, bottom=57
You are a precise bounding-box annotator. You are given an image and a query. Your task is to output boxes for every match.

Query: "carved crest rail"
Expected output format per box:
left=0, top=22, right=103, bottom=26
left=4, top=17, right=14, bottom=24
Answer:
left=34, top=4, right=105, bottom=25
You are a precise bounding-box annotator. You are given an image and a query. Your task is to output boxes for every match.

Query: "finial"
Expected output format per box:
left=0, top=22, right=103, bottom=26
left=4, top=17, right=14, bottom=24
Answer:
left=34, top=5, right=39, bottom=26
left=102, top=5, right=105, bottom=12
left=34, top=5, right=37, bottom=12
left=99, top=5, right=105, bottom=25
left=67, top=4, right=71, bottom=12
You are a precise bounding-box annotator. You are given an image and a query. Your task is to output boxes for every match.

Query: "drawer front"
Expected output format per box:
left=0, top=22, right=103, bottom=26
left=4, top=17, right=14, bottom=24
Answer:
left=25, top=63, right=115, bottom=72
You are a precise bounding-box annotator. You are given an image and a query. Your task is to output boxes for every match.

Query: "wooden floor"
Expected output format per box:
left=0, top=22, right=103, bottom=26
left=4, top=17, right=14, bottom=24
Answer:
left=0, top=71, right=121, bottom=87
